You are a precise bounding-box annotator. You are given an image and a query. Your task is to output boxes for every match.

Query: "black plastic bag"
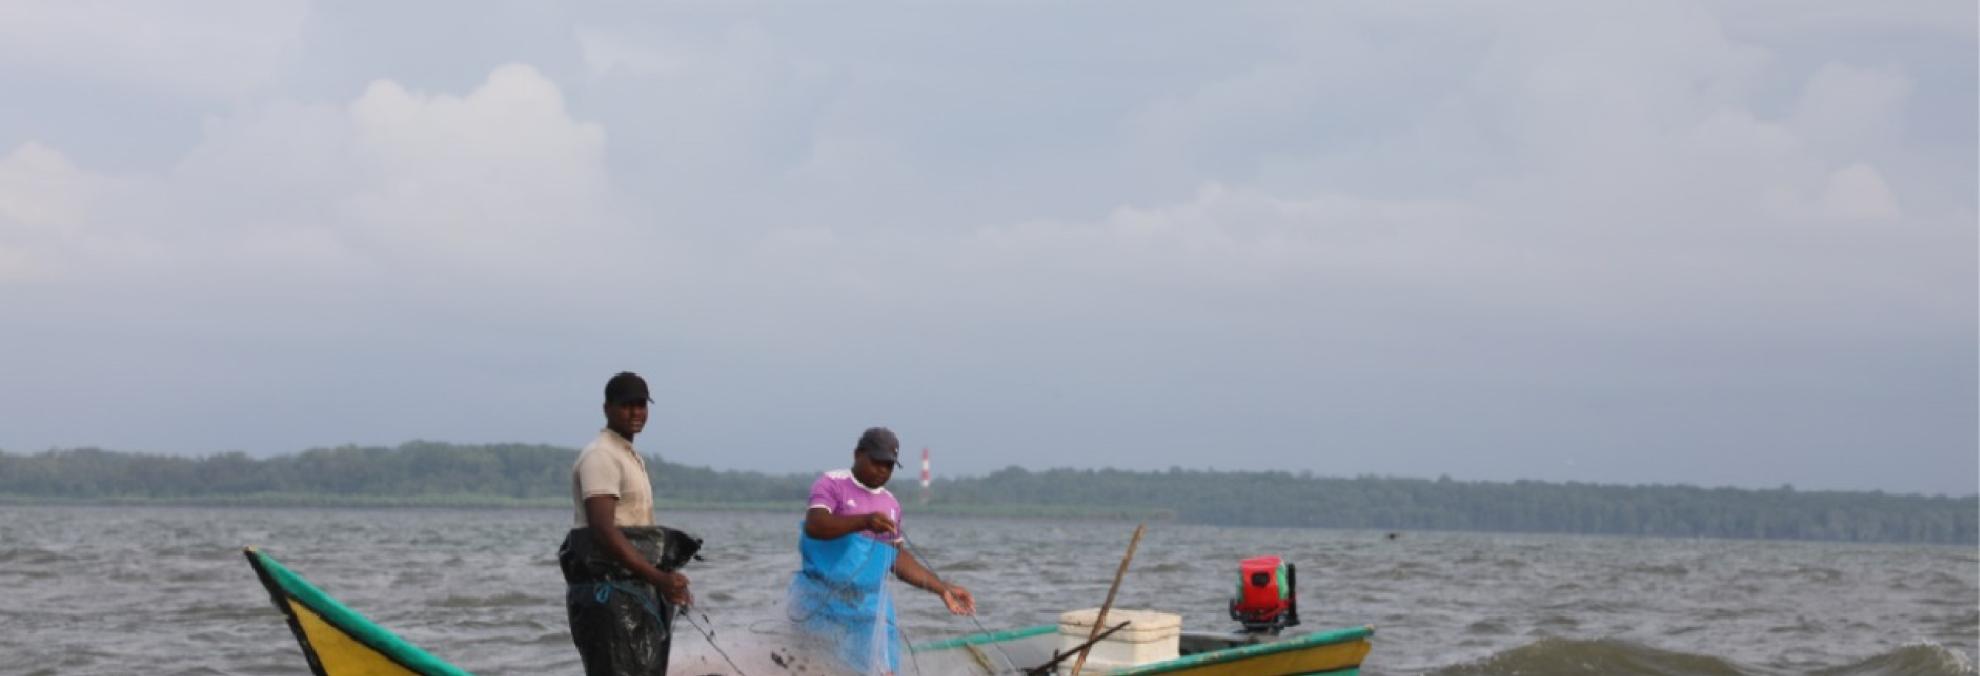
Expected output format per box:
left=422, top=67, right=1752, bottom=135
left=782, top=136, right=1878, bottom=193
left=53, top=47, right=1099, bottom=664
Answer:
left=559, top=527, right=703, bottom=676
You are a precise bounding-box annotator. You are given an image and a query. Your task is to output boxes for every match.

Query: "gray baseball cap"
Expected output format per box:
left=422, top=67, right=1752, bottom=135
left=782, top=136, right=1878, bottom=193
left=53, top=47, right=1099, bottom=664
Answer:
left=855, top=427, right=900, bottom=465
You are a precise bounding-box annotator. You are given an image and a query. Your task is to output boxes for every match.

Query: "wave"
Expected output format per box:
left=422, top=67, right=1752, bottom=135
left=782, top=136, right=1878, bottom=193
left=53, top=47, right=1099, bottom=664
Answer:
left=1426, top=638, right=1747, bottom=676
left=430, top=591, right=540, bottom=608
left=1623, top=563, right=1689, bottom=576
left=1424, top=638, right=1978, bottom=676
left=1812, top=642, right=1978, bottom=676
left=0, top=547, right=72, bottom=566
left=932, top=558, right=992, bottom=572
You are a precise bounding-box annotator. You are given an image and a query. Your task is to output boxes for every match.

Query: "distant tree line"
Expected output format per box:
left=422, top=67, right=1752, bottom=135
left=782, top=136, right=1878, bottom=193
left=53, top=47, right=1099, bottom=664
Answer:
left=0, top=442, right=810, bottom=504
left=0, top=443, right=1971, bottom=544
left=937, top=466, right=1976, bottom=544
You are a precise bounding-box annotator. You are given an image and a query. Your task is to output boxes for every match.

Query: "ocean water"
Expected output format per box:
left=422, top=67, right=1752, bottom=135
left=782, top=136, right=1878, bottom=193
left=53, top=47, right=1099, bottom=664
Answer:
left=0, top=506, right=1971, bottom=675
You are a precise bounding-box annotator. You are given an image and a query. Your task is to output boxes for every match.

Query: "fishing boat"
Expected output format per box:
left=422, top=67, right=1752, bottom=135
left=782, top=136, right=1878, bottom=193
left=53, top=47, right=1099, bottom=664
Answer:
left=245, top=547, right=1373, bottom=675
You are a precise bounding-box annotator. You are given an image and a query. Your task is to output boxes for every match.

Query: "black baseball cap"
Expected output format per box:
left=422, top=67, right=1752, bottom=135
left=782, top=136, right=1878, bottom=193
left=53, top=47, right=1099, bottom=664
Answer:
left=604, top=372, right=653, bottom=405
left=855, top=427, right=900, bottom=465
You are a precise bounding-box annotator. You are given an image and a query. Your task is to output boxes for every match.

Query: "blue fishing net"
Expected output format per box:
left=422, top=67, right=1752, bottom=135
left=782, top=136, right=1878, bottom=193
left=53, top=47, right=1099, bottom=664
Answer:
left=787, top=524, right=900, bottom=674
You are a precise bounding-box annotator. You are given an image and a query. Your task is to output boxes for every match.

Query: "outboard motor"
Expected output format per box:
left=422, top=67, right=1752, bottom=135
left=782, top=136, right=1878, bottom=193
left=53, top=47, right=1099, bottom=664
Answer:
left=1228, top=555, right=1299, bottom=634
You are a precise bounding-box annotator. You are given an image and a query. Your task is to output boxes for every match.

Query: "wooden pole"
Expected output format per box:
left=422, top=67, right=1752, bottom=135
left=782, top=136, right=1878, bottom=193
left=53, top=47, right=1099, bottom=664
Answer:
left=1070, top=522, right=1146, bottom=676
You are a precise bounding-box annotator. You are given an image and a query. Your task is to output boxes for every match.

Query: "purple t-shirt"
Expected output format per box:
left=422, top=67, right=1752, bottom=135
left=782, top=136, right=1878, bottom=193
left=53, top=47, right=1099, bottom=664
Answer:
left=807, top=469, right=902, bottom=542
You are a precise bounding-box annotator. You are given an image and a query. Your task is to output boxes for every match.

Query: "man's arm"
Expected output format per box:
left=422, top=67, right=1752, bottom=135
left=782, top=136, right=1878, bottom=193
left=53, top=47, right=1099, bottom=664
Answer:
left=893, top=543, right=976, bottom=615
left=804, top=506, right=897, bottom=540
left=584, top=496, right=692, bottom=606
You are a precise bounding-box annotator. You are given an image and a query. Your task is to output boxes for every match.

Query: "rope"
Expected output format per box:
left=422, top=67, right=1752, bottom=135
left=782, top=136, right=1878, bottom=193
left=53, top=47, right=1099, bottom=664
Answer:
left=682, top=608, right=750, bottom=676
left=894, top=617, right=925, bottom=676
left=581, top=581, right=750, bottom=676
left=898, top=532, right=1022, bottom=675
left=579, top=581, right=666, bottom=624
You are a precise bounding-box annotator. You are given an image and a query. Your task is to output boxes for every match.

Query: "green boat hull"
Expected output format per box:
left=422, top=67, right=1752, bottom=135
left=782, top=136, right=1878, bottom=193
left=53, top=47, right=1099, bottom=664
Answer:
left=909, top=623, right=1374, bottom=675
left=245, top=546, right=1374, bottom=675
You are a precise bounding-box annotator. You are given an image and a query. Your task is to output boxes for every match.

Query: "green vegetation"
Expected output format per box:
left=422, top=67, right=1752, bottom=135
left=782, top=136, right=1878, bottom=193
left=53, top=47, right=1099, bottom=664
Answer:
left=0, top=443, right=1969, bottom=544
left=943, top=467, right=1976, bottom=544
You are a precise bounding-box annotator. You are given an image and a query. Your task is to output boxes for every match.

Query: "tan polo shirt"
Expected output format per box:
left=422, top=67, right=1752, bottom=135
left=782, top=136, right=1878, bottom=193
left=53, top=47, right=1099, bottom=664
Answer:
left=570, top=428, right=656, bottom=528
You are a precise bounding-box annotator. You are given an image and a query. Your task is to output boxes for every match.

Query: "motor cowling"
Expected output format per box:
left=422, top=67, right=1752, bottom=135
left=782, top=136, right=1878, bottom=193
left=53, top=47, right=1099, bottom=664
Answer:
left=1228, top=555, right=1299, bottom=633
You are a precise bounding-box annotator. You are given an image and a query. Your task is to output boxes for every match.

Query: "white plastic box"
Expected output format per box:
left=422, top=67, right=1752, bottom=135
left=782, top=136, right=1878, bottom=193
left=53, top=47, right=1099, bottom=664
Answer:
left=1056, top=608, right=1183, bottom=671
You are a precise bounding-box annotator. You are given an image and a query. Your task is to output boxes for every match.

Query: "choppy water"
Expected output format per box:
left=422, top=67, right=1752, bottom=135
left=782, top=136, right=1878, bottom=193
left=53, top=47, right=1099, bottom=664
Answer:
left=0, top=506, right=1971, bottom=675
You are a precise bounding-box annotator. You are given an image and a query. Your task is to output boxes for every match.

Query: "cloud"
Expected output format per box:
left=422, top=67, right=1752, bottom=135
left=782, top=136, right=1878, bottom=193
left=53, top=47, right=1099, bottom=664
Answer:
left=0, top=0, right=307, bottom=100
left=1816, top=163, right=1902, bottom=221
left=603, top=0, right=1965, bottom=361
left=1719, top=0, right=1976, bottom=40
left=1790, top=63, right=1913, bottom=162
left=0, top=143, right=98, bottom=230
left=0, top=2, right=1969, bottom=492
left=342, top=64, right=613, bottom=268
left=0, top=64, right=626, bottom=308
left=966, top=183, right=1474, bottom=293
left=0, top=142, right=132, bottom=282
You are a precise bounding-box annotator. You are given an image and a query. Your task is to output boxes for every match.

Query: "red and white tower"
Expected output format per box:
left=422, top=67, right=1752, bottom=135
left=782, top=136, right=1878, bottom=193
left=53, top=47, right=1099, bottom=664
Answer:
left=919, top=448, right=932, bottom=504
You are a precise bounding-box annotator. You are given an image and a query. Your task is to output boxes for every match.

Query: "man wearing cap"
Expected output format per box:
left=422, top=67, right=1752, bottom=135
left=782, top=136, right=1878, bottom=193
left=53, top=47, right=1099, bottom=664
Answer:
left=789, top=427, right=975, bottom=674
left=558, top=372, right=694, bottom=676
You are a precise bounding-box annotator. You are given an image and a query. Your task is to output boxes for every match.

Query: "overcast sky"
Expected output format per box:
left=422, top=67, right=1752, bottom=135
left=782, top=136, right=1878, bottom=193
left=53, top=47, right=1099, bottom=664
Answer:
left=1, top=1, right=1973, bottom=494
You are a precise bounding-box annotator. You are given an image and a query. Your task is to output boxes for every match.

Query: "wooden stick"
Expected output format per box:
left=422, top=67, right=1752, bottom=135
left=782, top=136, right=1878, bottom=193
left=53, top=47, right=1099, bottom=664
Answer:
left=1070, top=522, right=1146, bottom=676
left=1027, top=621, right=1131, bottom=676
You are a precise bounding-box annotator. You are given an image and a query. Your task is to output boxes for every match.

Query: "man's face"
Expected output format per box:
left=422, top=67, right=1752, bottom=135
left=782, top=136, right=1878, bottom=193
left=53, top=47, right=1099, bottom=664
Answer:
left=605, top=401, right=648, bottom=438
left=852, top=452, right=895, bottom=488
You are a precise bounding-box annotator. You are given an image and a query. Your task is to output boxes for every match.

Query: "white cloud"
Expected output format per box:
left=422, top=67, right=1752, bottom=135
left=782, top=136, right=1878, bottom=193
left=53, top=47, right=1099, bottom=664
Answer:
left=343, top=64, right=613, bottom=268
left=0, top=142, right=98, bottom=229
left=0, top=142, right=129, bottom=281
left=1817, top=163, right=1902, bottom=221
left=0, top=65, right=625, bottom=293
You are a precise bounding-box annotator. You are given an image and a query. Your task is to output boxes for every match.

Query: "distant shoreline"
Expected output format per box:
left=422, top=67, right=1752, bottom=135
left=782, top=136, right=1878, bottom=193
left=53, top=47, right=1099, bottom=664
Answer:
left=10, top=493, right=1980, bottom=548
left=0, top=493, right=1176, bottom=521
left=10, top=495, right=1978, bottom=548
left=4, top=443, right=1971, bottom=544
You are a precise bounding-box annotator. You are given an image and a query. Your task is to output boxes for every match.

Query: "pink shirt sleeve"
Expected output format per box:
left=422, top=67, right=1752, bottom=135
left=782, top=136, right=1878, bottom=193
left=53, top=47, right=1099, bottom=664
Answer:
left=807, top=474, right=837, bottom=513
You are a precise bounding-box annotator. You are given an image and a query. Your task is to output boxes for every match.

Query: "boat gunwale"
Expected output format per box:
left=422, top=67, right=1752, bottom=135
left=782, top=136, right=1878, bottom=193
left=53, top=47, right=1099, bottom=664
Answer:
left=245, top=546, right=474, bottom=676
left=910, top=624, right=1059, bottom=652
left=1108, top=625, right=1373, bottom=675
left=909, top=622, right=1374, bottom=672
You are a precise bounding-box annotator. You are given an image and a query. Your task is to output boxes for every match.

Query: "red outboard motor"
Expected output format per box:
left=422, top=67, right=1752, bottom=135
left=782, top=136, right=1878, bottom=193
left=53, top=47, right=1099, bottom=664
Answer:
left=1228, top=555, right=1299, bottom=634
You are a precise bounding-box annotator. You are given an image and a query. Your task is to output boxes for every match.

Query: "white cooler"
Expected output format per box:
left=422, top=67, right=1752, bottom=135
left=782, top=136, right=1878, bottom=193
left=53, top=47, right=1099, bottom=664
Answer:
left=1056, top=608, right=1183, bottom=671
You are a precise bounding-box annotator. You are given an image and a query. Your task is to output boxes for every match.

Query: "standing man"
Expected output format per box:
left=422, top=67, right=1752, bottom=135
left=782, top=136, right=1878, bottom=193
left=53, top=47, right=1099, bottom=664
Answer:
left=789, top=427, right=975, bottom=674
left=559, top=372, right=693, bottom=676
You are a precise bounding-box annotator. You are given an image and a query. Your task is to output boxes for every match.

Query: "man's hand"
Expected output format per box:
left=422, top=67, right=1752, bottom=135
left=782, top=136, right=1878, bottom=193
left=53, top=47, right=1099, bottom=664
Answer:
left=863, top=512, right=898, bottom=536
left=939, top=584, right=976, bottom=615
left=653, top=570, right=693, bottom=607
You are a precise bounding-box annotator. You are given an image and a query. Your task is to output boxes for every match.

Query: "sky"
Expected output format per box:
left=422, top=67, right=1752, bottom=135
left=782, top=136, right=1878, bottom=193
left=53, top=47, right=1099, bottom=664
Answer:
left=0, top=1, right=1973, bottom=495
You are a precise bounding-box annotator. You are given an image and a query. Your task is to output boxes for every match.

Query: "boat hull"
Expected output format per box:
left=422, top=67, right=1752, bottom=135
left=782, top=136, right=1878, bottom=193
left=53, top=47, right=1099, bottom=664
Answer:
left=244, top=546, right=1374, bottom=676
left=908, top=624, right=1374, bottom=675
left=245, top=547, right=471, bottom=676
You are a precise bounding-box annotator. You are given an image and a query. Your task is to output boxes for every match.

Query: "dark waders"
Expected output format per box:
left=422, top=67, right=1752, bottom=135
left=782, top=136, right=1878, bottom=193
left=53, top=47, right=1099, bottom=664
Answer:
left=559, top=527, right=702, bottom=676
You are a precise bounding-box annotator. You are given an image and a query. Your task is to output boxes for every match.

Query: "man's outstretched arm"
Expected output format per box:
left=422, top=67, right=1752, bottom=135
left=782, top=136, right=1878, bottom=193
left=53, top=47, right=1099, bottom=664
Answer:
left=893, top=544, right=976, bottom=615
